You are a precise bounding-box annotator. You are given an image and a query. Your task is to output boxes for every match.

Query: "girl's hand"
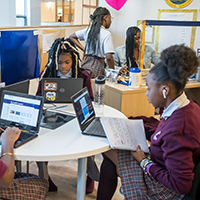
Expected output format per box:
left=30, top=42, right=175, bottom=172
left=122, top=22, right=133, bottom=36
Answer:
left=131, top=145, right=146, bottom=163
left=119, top=66, right=129, bottom=74
left=1, top=127, right=21, bottom=146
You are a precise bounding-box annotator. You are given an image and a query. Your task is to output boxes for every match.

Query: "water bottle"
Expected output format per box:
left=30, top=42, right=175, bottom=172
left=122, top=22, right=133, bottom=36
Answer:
left=94, top=75, right=106, bottom=116
left=129, top=67, right=141, bottom=88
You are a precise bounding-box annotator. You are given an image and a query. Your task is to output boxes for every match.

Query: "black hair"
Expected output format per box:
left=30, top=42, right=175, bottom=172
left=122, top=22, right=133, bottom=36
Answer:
left=41, top=37, right=80, bottom=79
left=125, top=26, right=141, bottom=68
left=86, top=7, right=110, bottom=54
left=149, top=44, right=199, bottom=93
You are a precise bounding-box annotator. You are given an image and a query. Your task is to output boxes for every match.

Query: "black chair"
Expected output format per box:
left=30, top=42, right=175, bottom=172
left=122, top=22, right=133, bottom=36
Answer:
left=185, top=160, right=200, bottom=200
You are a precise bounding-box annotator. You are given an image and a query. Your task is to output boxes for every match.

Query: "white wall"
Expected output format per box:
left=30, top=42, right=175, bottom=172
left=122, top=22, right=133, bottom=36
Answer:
left=98, top=0, right=200, bottom=50
left=28, top=0, right=41, bottom=26
left=0, top=0, right=16, bottom=27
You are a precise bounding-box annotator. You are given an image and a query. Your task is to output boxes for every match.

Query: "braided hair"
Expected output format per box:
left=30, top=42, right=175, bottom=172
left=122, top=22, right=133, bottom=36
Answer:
left=86, top=7, right=110, bottom=54
left=41, top=37, right=80, bottom=79
left=150, top=44, right=199, bottom=93
left=125, top=26, right=141, bottom=69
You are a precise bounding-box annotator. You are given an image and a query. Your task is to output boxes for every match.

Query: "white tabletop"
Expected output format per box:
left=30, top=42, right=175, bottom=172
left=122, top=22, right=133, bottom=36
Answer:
left=12, top=104, right=126, bottom=162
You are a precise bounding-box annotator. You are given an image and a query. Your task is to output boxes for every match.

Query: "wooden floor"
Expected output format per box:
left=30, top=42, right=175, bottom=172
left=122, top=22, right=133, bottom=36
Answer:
left=21, top=154, right=123, bottom=200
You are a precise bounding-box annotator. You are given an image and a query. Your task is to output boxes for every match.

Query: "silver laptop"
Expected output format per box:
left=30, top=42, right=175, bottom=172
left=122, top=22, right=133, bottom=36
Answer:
left=41, top=78, right=83, bottom=103
left=0, top=90, right=44, bottom=148
left=71, top=87, right=106, bottom=138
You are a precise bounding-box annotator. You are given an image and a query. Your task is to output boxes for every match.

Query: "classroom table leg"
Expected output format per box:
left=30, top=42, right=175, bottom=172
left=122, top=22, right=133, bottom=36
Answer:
left=77, top=157, right=87, bottom=200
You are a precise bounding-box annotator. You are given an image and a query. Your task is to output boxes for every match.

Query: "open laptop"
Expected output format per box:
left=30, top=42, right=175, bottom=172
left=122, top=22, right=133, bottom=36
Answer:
left=0, top=79, right=29, bottom=98
left=71, top=87, right=106, bottom=138
left=0, top=90, right=44, bottom=148
left=41, top=78, right=83, bottom=103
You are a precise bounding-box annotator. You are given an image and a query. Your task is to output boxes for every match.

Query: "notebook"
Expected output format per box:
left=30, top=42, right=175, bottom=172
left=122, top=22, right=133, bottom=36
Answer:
left=71, top=87, right=106, bottom=138
left=41, top=78, right=83, bottom=103
left=0, top=90, right=44, bottom=148
left=0, top=79, right=29, bottom=98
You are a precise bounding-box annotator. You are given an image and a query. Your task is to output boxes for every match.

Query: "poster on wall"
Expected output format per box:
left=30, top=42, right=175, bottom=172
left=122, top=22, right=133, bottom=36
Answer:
left=155, top=9, right=197, bottom=54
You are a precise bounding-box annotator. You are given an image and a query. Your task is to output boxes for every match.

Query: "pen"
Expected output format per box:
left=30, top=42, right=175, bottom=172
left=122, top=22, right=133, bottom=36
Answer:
left=0, top=127, right=4, bottom=132
left=50, top=105, right=68, bottom=110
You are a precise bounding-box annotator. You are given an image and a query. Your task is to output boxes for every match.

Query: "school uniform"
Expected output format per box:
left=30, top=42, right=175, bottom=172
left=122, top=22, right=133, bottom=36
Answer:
left=0, top=160, right=48, bottom=200
left=75, top=26, right=115, bottom=78
left=118, top=92, right=200, bottom=199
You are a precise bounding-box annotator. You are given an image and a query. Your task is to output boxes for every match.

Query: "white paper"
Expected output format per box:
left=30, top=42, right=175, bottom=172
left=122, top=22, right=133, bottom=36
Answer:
left=100, top=117, right=149, bottom=153
left=42, top=34, right=54, bottom=53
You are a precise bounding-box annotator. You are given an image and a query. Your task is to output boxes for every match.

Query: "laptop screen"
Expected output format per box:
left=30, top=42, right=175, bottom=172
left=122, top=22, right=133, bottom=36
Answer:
left=73, top=89, right=94, bottom=125
left=0, top=90, right=44, bottom=132
left=1, top=94, right=41, bottom=127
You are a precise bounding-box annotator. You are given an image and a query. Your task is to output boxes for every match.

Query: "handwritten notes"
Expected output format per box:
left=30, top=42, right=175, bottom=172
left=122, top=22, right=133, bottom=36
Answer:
left=100, top=117, right=149, bottom=153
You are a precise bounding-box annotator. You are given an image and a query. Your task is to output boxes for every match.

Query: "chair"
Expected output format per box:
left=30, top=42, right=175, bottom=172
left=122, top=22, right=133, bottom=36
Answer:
left=185, top=160, right=200, bottom=200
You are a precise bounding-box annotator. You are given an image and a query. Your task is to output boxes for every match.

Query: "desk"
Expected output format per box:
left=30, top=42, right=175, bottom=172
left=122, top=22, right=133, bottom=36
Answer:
left=6, top=104, right=126, bottom=200
left=185, top=80, right=200, bottom=106
left=102, top=80, right=200, bottom=118
left=104, top=82, right=155, bottom=117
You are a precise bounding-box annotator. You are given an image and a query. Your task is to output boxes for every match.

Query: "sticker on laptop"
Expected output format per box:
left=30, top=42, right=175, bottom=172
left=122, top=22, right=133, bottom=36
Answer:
left=44, top=82, right=57, bottom=91
left=46, top=92, right=56, bottom=101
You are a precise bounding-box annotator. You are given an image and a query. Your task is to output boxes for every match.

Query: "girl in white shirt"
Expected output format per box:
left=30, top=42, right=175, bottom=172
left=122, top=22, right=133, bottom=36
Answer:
left=69, top=7, right=115, bottom=78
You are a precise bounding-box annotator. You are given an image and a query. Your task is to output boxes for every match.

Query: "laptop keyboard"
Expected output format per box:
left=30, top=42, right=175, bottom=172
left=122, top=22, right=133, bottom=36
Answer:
left=18, top=131, right=33, bottom=141
left=84, top=118, right=105, bottom=137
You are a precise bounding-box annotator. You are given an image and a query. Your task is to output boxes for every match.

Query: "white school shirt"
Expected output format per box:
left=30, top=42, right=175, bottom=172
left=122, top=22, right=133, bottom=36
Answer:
left=161, top=92, right=190, bottom=120
left=75, top=26, right=115, bottom=58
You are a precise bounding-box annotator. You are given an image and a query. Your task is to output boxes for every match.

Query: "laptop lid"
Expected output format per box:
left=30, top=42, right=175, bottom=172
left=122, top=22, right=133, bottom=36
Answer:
left=0, top=79, right=29, bottom=98
left=0, top=90, right=44, bottom=134
left=41, top=78, right=83, bottom=103
left=71, top=87, right=95, bottom=132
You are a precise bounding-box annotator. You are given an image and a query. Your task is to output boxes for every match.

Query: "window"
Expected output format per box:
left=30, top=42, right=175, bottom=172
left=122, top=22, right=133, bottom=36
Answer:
left=16, top=0, right=27, bottom=26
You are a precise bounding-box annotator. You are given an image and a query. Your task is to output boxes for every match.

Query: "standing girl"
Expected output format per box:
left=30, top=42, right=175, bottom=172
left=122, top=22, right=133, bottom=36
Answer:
left=69, top=7, right=115, bottom=78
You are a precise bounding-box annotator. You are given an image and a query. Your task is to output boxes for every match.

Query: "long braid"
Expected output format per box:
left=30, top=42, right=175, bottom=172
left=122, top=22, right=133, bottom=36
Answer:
left=125, top=27, right=141, bottom=69
left=86, top=7, right=110, bottom=54
left=40, top=37, right=80, bottom=79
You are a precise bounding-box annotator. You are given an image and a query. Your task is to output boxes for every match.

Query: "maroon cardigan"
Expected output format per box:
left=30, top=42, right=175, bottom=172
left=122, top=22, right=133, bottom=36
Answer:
left=150, top=100, right=200, bottom=194
left=36, top=69, right=94, bottom=100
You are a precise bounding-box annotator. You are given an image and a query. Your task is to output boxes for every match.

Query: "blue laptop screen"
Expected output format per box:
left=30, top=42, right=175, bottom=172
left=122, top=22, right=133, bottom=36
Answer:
left=73, top=90, right=94, bottom=125
left=1, top=94, right=41, bottom=127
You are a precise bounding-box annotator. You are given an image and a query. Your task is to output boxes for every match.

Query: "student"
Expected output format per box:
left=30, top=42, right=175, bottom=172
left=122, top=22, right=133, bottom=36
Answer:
left=69, top=6, right=115, bottom=78
left=36, top=37, right=94, bottom=192
left=37, top=37, right=93, bottom=100
left=114, top=26, right=160, bottom=74
left=97, top=44, right=200, bottom=199
left=0, top=127, right=48, bottom=200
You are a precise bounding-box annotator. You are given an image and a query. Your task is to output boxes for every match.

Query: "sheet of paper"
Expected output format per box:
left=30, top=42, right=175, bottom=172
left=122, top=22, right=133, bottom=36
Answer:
left=100, top=117, right=149, bottom=153
left=42, top=34, right=54, bottom=53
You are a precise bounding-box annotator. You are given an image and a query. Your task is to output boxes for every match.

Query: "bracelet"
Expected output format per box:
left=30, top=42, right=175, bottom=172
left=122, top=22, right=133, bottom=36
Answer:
left=146, top=163, right=154, bottom=175
left=0, top=152, right=14, bottom=159
left=139, top=157, right=153, bottom=172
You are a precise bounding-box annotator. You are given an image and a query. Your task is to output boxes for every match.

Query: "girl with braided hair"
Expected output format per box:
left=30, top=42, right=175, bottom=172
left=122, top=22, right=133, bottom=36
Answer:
left=115, top=26, right=160, bottom=74
left=36, top=37, right=93, bottom=192
left=97, top=44, right=200, bottom=199
left=69, top=6, right=115, bottom=78
left=37, top=37, right=93, bottom=100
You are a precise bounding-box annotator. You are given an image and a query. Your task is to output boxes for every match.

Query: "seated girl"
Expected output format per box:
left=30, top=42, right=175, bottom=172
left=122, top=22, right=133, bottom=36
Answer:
left=36, top=37, right=94, bottom=192
left=97, top=44, right=200, bottom=199
left=0, top=127, right=48, bottom=200
left=37, top=37, right=93, bottom=100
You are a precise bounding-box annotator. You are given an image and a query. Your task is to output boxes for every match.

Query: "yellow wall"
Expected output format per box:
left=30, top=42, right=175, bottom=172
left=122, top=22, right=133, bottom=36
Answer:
left=41, top=2, right=74, bottom=23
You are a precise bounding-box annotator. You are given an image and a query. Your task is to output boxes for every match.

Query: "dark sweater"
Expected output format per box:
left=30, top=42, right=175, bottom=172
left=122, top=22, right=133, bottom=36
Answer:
left=150, top=100, right=200, bottom=194
left=36, top=69, right=94, bottom=100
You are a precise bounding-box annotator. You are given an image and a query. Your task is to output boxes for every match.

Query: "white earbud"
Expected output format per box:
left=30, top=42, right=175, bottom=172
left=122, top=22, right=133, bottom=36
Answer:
left=163, top=89, right=166, bottom=99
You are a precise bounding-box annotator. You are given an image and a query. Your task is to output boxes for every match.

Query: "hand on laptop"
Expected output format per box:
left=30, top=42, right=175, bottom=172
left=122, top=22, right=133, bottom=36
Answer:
left=1, top=127, right=21, bottom=146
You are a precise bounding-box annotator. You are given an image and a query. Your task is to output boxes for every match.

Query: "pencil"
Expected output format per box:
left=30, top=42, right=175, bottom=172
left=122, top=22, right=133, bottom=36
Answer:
left=0, top=127, right=5, bottom=132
